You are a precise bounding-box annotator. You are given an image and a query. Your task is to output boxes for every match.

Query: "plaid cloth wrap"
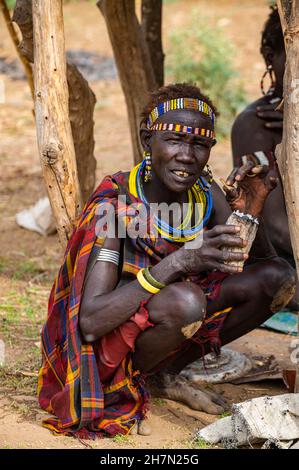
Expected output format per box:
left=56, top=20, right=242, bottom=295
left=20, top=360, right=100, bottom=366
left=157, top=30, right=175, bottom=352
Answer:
left=38, top=171, right=231, bottom=439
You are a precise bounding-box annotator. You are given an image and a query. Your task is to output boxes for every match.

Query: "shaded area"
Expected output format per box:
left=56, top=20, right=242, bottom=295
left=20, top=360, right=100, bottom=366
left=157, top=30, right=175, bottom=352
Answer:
left=0, top=49, right=117, bottom=81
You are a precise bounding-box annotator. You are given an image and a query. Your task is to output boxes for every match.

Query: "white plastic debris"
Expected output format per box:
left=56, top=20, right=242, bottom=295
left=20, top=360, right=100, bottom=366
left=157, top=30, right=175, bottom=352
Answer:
left=0, top=339, right=5, bottom=367
left=290, top=440, right=299, bottom=449
left=197, top=394, right=299, bottom=448
left=16, top=197, right=56, bottom=236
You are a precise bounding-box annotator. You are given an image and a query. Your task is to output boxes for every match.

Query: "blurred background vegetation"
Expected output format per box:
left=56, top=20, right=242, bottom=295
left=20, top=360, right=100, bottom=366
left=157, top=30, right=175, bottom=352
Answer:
left=5, top=0, right=246, bottom=138
left=166, top=14, right=246, bottom=138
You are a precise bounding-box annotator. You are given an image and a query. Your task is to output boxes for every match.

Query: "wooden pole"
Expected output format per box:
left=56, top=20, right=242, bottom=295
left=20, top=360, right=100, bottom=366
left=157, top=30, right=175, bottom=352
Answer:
left=141, top=0, right=164, bottom=88
left=13, top=0, right=97, bottom=205
left=0, top=0, right=34, bottom=99
left=32, top=0, right=82, bottom=247
left=97, top=0, right=157, bottom=164
left=276, top=0, right=299, bottom=392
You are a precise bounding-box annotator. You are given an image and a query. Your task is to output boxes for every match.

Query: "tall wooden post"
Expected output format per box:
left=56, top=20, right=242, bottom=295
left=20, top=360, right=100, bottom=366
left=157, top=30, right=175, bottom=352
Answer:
left=32, top=0, right=82, bottom=247
left=97, top=0, right=157, bottom=164
left=13, top=0, right=97, bottom=205
left=276, top=0, right=299, bottom=392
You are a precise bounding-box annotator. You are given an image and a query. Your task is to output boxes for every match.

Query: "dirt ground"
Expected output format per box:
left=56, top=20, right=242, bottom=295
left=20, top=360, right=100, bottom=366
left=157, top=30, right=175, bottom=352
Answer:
left=0, top=0, right=297, bottom=449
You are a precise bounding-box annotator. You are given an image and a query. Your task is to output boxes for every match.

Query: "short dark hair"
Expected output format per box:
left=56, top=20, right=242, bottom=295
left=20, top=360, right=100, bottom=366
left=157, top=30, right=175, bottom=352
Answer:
left=141, top=82, right=218, bottom=125
left=260, top=5, right=285, bottom=56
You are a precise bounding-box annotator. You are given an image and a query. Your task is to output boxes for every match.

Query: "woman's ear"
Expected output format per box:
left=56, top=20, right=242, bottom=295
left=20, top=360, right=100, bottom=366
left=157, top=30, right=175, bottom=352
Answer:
left=262, top=45, right=274, bottom=67
left=140, top=125, right=152, bottom=153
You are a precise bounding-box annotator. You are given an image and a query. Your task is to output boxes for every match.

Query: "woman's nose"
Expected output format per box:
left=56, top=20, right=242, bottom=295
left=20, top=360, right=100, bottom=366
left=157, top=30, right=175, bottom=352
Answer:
left=176, top=143, right=195, bottom=161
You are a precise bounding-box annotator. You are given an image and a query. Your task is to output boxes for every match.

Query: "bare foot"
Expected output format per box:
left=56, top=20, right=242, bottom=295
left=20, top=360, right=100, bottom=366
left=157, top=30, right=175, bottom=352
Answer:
left=129, top=419, right=152, bottom=436
left=146, top=372, right=227, bottom=415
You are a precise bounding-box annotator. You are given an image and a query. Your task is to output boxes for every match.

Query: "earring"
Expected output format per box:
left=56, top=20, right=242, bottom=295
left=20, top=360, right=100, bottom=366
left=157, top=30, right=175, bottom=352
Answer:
left=204, top=164, right=213, bottom=187
left=260, top=64, right=275, bottom=96
left=144, top=151, right=152, bottom=182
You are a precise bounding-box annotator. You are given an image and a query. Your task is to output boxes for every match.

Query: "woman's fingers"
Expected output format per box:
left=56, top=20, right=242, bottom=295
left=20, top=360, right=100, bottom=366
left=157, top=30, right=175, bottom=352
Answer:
left=221, top=250, right=248, bottom=262
left=213, top=262, right=243, bottom=274
left=232, top=161, right=255, bottom=182
left=257, top=110, right=283, bottom=121
left=256, top=102, right=283, bottom=112
left=210, top=233, right=246, bottom=249
left=225, top=168, right=238, bottom=187
left=207, top=224, right=241, bottom=238
left=264, top=121, right=283, bottom=129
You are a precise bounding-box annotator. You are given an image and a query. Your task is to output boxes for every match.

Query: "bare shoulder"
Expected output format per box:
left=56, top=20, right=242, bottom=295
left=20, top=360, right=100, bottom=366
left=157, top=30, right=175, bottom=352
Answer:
left=231, top=97, right=273, bottom=161
left=232, top=97, right=267, bottom=134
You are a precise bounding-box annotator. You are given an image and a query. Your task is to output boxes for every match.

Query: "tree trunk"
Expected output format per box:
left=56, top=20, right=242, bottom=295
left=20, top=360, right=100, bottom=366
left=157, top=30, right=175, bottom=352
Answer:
left=141, top=0, right=164, bottom=87
left=1, top=0, right=34, bottom=99
left=32, top=0, right=82, bottom=246
left=276, top=0, right=299, bottom=393
left=67, top=64, right=97, bottom=204
left=13, top=0, right=96, bottom=205
left=97, top=0, right=157, bottom=164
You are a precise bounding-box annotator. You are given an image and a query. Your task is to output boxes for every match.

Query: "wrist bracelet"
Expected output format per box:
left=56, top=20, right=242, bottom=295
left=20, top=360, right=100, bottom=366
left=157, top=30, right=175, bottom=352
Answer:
left=97, top=248, right=120, bottom=266
left=233, top=210, right=259, bottom=225
left=137, top=268, right=160, bottom=294
left=143, top=267, right=166, bottom=289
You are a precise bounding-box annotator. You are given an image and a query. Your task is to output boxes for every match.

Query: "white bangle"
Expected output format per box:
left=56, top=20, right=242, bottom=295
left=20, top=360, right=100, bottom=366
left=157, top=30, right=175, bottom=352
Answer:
left=233, top=210, right=259, bottom=225
left=96, top=248, right=120, bottom=266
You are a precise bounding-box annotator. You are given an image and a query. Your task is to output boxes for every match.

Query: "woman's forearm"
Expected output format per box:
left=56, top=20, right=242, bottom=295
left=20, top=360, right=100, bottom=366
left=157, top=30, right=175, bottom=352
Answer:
left=80, top=250, right=184, bottom=342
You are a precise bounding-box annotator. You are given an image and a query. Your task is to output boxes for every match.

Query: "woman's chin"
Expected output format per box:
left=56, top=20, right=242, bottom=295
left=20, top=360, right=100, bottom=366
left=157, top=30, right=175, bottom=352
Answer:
left=164, top=170, right=197, bottom=192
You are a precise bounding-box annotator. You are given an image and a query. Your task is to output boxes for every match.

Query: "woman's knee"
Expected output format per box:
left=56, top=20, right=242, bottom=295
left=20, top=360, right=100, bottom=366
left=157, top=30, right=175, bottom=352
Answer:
left=259, top=257, right=296, bottom=310
left=148, top=282, right=206, bottom=337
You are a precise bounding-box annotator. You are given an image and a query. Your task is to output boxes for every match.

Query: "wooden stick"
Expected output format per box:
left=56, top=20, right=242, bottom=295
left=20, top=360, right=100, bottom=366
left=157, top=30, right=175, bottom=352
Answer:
left=32, top=0, right=82, bottom=247
left=13, top=0, right=97, bottom=204
left=276, top=0, right=299, bottom=393
left=97, top=0, right=157, bottom=164
left=0, top=0, right=34, bottom=100
left=141, top=0, right=164, bottom=87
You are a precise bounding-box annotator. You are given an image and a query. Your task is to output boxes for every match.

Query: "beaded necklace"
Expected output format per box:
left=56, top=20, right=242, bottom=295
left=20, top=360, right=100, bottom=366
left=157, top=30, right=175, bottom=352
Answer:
left=128, top=160, right=213, bottom=242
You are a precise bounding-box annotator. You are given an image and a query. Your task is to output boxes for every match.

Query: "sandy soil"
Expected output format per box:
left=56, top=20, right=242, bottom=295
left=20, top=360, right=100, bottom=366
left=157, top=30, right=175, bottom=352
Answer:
left=0, top=0, right=296, bottom=449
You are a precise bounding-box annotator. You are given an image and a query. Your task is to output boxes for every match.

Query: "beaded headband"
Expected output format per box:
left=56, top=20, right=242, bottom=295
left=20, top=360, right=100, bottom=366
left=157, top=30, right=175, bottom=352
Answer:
left=151, top=122, right=215, bottom=139
left=147, top=98, right=216, bottom=128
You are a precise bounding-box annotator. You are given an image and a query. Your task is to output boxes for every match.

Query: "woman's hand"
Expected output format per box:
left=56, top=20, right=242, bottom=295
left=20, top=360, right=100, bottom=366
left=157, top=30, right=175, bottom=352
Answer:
left=222, top=155, right=278, bottom=218
left=256, top=102, right=283, bottom=130
left=177, top=225, right=248, bottom=275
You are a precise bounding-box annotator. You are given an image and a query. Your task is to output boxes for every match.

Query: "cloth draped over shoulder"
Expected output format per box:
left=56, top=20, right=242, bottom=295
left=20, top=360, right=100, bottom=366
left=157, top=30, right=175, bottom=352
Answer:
left=38, top=171, right=230, bottom=439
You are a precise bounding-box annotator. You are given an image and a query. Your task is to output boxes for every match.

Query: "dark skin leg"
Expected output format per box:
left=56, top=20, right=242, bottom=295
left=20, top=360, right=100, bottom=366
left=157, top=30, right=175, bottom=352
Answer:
left=132, top=258, right=295, bottom=413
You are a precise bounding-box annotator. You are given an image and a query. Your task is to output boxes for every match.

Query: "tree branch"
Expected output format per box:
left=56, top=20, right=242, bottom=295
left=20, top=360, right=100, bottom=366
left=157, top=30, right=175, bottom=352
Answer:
left=141, top=0, right=164, bottom=87
left=13, top=0, right=96, bottom=204
left=0, top=0, right=34, bottom=99
left=97, top=0, right=157, bottom=164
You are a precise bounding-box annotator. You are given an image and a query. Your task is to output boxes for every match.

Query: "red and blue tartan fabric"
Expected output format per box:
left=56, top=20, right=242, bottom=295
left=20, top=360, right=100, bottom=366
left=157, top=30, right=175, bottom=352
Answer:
left=38, top=171, right=230, bottom=439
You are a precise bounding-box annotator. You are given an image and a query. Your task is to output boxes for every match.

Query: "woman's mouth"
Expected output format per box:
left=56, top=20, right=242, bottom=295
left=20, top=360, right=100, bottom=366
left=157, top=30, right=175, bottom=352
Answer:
left=170, top=169, right=195, bottom=181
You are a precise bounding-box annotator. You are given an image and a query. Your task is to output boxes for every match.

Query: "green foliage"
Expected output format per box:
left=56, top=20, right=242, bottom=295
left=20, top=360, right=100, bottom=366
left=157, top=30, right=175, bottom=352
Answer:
left=218, top=411, right=231, bottom=419
left=166, top=14, right=247, bottom=138
left=5, top=0, right=16, bottom=9
left=190, top=437, right=212, bottom=449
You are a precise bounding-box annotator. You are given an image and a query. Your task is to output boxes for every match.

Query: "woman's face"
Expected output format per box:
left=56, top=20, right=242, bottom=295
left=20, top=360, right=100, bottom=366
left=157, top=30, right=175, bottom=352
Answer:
left=149, top=109, right=214, bottom=193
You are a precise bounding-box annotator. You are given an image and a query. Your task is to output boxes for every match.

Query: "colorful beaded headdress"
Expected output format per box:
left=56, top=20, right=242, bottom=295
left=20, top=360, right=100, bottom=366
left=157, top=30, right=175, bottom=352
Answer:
left=146, top=98, right=216, bottom=139
left=147, top=98, right=216, bottom=128
left=151, top=122, right=215, bottom=139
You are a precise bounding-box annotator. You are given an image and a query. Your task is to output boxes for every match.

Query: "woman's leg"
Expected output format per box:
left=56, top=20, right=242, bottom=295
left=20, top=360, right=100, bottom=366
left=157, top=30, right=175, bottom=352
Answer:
left=136, top=257, right=295, bottom=414
left=163, top=257, right=295, bottom=374
left=131, top=280, right=207, bottom=373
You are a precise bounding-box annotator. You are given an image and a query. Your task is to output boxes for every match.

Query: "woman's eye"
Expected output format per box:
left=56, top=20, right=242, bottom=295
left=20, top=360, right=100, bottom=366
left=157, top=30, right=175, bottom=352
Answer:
left=195, top=142, right=209, bottom=149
